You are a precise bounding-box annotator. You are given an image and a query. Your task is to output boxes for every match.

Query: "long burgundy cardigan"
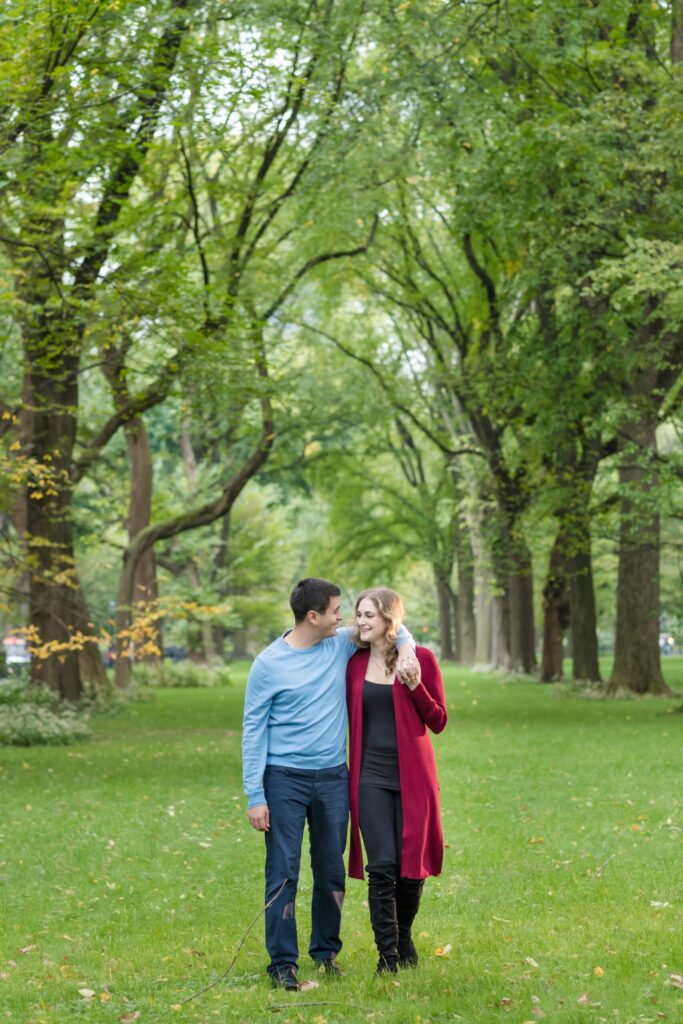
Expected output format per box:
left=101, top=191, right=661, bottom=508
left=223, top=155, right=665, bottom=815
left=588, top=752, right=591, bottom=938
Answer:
left=346, top=645, right=447, bottom=881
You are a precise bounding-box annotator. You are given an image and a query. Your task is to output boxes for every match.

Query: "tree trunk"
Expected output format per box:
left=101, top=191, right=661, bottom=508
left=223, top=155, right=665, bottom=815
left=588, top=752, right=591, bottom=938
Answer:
left=73, top=584, right=109, bottom=693
left=609, top=412, right=671, bottom=695
left=467, top=501, right=494, bottom=665
left=507, top=540, right=536, bottom=674
left=12, top=358, right=33, bottom=627
left=540, top=523, right=570, bottom=682
left=435, top=574, right=455, bottom=660
left=672, top=0, right=683, bottom=64
left=456, top=525, right=476, bottom=665
left=475, top=586, right=492, bottom=666
left=230, top=626, right=248, bottom=660
left=568, top=541, right=601, bottom=683
left=125, top=415, right=162, bottom=660
left=188, top=562, right=217, bottom=662
left=213, top=622, right=227, bottom=661
left=211, top=511, right=231, bottom=660
left=489, top=593, right=511, bottom=669
left=23, top=339, right=101, bottom=700
left=484, top=503, right=534, bottom=672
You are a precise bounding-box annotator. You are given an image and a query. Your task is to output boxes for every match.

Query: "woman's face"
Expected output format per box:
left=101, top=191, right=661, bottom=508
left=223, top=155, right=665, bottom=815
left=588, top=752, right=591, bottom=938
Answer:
left=356, top=597, right=389, bottom=645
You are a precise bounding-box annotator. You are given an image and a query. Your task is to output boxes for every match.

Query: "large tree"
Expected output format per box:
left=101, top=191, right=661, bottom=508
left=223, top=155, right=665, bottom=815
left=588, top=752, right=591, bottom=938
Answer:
left=1, top=0, right=393, bottom=695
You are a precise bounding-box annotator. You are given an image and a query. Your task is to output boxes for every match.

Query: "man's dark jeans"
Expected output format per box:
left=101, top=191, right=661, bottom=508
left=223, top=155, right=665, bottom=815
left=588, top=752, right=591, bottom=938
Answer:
left=263, top=763, right=349, bottom=975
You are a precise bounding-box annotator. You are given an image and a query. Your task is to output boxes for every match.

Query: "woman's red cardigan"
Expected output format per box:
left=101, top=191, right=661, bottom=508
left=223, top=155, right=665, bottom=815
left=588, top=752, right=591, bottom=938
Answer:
left=346, top=645, right=447, bottom=881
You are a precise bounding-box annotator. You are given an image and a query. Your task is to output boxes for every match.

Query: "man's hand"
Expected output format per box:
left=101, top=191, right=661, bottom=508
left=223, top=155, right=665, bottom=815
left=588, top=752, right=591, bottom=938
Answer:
left=396, top=650, right=421, bottom=690
left=248, top=804, right=270, bottom=831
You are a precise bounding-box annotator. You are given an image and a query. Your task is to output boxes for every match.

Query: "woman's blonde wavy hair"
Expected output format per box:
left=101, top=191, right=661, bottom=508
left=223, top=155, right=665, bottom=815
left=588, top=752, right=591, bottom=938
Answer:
left=353, top=587, right=405, bottom=674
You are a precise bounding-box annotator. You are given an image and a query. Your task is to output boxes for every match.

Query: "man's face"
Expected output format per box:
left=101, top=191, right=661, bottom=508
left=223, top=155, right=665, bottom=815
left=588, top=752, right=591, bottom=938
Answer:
left=310, top=596, right=342, bottom=637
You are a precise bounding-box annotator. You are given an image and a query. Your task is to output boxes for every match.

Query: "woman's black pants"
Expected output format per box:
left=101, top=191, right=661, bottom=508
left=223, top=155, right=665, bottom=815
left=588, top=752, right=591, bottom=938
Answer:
left=359, top=784, right=424, bottom=969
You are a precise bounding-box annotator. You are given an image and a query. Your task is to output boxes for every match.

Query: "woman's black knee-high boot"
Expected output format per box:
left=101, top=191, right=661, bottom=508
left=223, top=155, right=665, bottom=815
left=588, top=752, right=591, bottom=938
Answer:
left=367, top=871, right=399, bottom=974
left=396, top=877, right=424, bottom=967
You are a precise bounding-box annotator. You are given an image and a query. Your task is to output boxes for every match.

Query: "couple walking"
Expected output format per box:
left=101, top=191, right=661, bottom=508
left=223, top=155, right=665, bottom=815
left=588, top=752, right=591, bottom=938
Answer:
left=242, top=577, right=447, bottom=990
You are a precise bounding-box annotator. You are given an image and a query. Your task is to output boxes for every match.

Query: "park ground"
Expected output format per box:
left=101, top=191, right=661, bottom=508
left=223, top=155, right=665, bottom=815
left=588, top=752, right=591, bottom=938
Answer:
left=1, top=661, right=682, bottom=1024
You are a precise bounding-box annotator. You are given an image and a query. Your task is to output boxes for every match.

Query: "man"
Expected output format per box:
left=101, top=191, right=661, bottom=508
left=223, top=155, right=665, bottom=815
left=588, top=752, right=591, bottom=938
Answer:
left=242, top=577, right=418, bottom=991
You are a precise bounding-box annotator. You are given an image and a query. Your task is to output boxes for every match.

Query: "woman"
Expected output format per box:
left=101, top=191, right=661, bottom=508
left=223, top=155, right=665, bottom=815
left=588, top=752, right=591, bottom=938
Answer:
left=346, top=587, right=447, bottom=975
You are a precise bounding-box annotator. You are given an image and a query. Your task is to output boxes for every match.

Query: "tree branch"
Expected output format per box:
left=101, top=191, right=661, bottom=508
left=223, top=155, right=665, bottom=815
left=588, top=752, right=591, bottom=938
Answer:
left=296, top=319, right=473, bottom=457
left=73, top=354, right=183, bottom=483
left=73, top=0, right=194, bottom=291
left=261, top=216, right=379, bottom=321
left=118, top=338, right=274, bottom=612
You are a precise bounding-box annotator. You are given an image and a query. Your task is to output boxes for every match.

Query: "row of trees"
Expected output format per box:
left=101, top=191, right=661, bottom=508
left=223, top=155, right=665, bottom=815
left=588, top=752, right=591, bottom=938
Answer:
left=1, top=0, right=682, bottom=698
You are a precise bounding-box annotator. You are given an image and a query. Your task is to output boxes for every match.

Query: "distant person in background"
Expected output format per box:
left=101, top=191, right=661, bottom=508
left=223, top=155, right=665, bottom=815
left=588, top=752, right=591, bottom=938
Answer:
left=346, top=587, right=447, bottom=975
left=242, top=578, right=419, bottom=991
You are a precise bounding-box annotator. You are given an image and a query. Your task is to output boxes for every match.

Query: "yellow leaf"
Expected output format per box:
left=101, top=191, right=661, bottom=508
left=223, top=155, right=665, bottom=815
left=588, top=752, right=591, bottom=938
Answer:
left=594, top=966, right=604, bottom=977
left=434, top=943, right=452, bottom=957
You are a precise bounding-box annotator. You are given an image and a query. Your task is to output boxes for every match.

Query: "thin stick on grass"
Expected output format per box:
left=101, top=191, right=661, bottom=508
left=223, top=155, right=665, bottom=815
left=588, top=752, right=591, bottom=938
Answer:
left=268, top=1002, right=368, bottom=1011
left=180, top=878, right=288, bottom=1004
left=594, top=854, right=615, bottom=876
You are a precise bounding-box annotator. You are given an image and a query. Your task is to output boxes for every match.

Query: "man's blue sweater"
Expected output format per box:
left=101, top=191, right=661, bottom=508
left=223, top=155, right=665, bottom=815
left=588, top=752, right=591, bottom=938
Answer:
left=242, top=627, right=411, bottom=808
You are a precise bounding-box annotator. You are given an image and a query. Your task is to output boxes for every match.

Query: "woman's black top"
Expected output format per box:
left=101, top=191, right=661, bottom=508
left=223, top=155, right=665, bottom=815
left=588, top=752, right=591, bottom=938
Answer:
left=359, top=680, right=400, bottom=790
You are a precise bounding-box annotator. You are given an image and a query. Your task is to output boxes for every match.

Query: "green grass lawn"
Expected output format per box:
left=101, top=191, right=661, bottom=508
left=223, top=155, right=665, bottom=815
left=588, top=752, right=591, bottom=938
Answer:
left=1, top=662, right=682, bottom=1024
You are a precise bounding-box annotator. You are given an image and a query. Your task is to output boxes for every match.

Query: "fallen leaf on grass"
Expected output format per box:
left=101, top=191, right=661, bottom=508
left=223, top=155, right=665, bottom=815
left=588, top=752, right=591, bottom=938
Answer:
left=500, top=996, right=512, bottom=1008
left=528, top=837, right=545, bottom=845
left=524, top=957, right=539, bottom=968
left=78, top=988, right=96, bottom=999
left=577, top=992, right=591, bottom=1005
left=100, top=992, right=111, bottom=1002
left=19, top=945, right=36, bottom=954
left=667, top=974, right=683, bottom=989
left=593, top=966, right=604, bottom=977
left=299, top=980, right=320, bottom=992
left=120, top=1013, right=141, bottom=1023
left=435, top=943, right=452, bottom=957
left=532, top=1009, right=546, bottom=1019
left=0, top=972, right=10, bottom=981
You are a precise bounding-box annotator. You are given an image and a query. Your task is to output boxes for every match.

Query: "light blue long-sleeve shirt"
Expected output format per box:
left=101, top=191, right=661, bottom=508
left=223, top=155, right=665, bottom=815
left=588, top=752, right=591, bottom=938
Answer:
left=242, top=625, right=412, bottom=808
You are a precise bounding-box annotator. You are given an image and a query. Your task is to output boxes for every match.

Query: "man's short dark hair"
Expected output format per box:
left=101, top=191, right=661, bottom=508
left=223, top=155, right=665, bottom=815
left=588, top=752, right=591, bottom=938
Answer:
left=290, top=578, right=341, bottom=623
